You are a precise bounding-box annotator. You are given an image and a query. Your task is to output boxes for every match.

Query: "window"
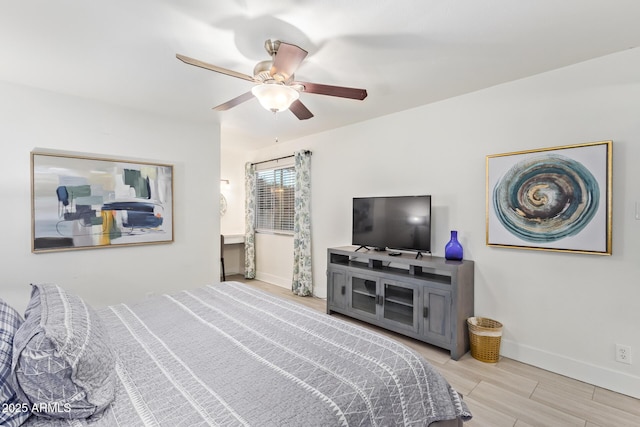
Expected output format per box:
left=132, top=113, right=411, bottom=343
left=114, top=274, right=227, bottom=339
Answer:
left=255, top=166, right=295, bottom=233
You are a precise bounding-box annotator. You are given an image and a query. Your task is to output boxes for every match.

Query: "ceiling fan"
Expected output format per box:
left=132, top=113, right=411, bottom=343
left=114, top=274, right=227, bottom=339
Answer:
left=176, top=39, right=368, bottom=120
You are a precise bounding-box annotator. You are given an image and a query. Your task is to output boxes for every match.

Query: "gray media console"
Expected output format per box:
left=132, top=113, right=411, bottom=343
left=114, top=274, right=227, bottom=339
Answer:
left=326, top=246, right=474, bottom=360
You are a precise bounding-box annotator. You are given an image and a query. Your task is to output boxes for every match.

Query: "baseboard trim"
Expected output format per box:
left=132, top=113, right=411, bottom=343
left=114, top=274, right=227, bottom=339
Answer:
left=255, top=272, right=290, bottom=290
left=224, top=269, right=242, bottom=276
left=501, top=338, right=640, bottom=398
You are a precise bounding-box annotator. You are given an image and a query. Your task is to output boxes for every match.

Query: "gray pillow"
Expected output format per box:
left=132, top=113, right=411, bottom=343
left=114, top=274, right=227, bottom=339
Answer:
left=12, top=284, right=116, bottom=420
left=0, top=298, right=31, bottom=426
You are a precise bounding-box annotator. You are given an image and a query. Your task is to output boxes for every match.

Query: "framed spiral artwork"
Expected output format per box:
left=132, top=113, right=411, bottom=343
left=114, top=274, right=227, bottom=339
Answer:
left=486, top=141, right=612, bottom=255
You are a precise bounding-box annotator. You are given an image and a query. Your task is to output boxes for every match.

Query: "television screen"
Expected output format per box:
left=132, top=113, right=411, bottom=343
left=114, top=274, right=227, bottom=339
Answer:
left=352, top=195, right=432, bottom=253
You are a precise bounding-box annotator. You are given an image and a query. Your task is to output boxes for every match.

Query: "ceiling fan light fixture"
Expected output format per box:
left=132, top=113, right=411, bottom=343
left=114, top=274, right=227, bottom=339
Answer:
left=251, top=83, right=299, bottom=113
left=177, top=40, right=366, bottom=120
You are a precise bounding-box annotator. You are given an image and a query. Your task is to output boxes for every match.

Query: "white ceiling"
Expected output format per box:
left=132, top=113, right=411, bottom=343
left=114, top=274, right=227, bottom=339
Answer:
left=2, top=1, right=640, bottom=150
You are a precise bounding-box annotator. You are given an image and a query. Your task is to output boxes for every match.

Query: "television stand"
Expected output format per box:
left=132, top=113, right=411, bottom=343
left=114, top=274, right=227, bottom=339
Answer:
left=326, top=246, right=474, bottom=360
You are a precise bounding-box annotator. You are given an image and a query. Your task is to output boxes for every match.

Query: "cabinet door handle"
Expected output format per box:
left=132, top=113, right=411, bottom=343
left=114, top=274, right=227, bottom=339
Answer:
left=377, top=295, right=383, bottom=305
left=423, top=307, right=429, bottom=318
left=341, top=286, right=346, bottom=295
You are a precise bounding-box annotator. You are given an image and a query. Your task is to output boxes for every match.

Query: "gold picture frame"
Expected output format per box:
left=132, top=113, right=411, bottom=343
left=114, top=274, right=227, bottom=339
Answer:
left=486, top=141, right=612, bottom=255
left=31, top=151, right=174, bottom=253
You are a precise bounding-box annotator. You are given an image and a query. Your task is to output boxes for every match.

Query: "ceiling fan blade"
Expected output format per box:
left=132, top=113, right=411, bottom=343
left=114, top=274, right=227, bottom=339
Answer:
left=271, top=42, right=308, bottom=82
left=295, top=81, right=368, bottom=100
left=176, top=54, right=256, bottom=83
left=213, top=91, right=255, bottom=111
left=289, top=99, right=314, bottom=120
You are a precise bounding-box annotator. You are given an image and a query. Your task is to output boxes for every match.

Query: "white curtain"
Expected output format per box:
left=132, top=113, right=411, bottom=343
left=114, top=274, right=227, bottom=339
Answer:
left=291, top=150, right=312, bottom=296
left=244, top=162, right=256, bottom=279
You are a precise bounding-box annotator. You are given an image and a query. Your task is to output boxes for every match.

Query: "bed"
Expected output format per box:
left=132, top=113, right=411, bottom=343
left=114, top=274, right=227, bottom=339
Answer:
left=3, top=281, right=471, bottom=426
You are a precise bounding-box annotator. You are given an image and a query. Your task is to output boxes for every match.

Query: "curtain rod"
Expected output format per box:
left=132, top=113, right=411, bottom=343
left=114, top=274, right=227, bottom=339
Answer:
left=251, top=150, right=312, bottom=166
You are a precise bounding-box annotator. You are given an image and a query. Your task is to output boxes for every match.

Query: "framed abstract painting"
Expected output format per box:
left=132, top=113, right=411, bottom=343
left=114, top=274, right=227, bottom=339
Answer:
left=31, top=151, right=174, bottom=253
left=486, top=141, right=612, bottom=255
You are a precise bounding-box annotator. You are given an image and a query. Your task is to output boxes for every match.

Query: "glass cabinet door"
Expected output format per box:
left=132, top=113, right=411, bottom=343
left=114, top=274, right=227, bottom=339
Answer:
left=350, top=274, right=378, bottom=316
left=383, top=281, right=419, bottom=332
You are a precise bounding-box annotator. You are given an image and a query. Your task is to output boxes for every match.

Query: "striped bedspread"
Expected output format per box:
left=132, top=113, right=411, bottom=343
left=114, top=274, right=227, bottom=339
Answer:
left=24, top=281, right=471, bottom=426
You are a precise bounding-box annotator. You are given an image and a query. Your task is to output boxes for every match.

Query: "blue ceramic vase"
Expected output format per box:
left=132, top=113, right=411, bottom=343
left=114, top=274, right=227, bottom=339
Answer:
left=445, top=230, right=463, bottom=260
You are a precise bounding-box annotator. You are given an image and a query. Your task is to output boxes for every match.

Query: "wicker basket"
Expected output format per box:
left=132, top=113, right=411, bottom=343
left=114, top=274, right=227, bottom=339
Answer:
left=467, top=317, right=503, bottom=363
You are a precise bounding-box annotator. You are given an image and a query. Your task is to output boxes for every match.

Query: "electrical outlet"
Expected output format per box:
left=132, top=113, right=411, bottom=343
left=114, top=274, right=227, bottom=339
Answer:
left=615, top=344, right=632, bottom=364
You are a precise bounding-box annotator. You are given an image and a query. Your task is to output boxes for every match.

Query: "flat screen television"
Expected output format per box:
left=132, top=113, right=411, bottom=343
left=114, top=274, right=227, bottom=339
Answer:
left=352, top=195, right=432, bottom=253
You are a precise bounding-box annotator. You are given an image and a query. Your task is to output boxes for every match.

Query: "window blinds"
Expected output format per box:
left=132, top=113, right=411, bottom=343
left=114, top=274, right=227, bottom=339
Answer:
left=255, top=166, right=295, bottom=232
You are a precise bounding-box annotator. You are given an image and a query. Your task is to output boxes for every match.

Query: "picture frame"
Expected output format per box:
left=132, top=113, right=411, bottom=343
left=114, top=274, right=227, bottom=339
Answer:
left=31, top=151, right=174, bottom=253
left=486, top=141, right=612, bottom=255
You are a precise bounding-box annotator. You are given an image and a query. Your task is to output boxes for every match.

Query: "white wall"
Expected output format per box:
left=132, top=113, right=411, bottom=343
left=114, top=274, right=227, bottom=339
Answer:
left=243, top=48, right=640, bottom=397
left=220, top=145, right=248, bottom=236
left=219, top=146, right=249, bottom=276
left=255, top=233, right=294, bottom=287
left=0, top=81, right=221, bottom=313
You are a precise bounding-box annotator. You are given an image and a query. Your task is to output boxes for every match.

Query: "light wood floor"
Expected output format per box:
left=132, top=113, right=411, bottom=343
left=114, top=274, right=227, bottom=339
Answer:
left=228, top=275, right=640, bottom=427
